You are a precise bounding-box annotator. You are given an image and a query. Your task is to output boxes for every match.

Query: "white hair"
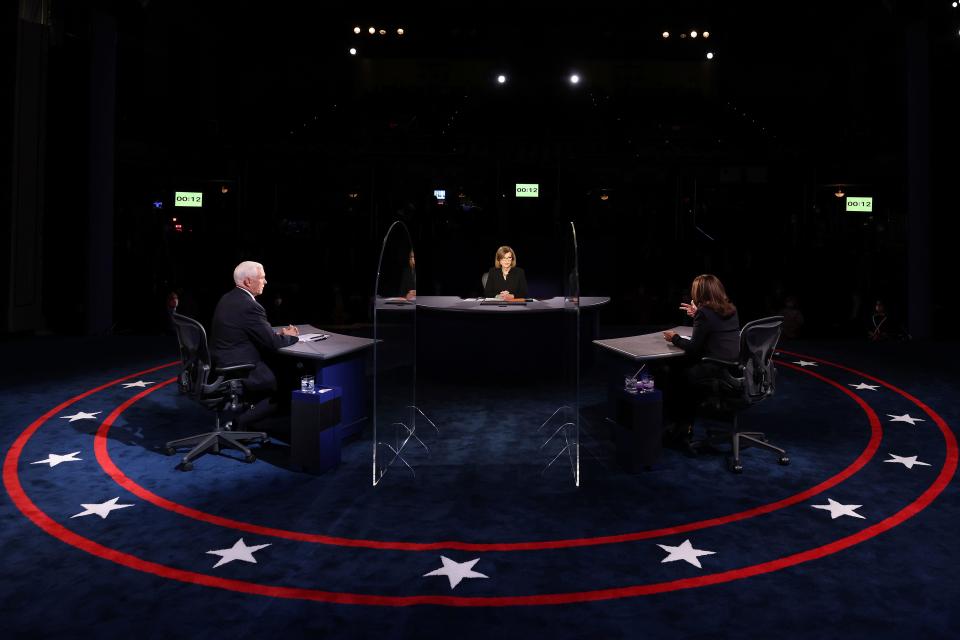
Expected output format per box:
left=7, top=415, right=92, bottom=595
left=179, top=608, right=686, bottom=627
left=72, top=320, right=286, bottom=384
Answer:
left=233, top=261, right=264, bottom=285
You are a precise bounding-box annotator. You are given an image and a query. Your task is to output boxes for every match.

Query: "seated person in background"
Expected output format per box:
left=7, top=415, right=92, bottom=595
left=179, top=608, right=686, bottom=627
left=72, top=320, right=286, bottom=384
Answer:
left=660, top=274, right=741, bottom=443
left=483, top=245, right=528, bottom=300
left=210, top=261, right=300, bottom=429
left=400, top=250, right=417, bottom=300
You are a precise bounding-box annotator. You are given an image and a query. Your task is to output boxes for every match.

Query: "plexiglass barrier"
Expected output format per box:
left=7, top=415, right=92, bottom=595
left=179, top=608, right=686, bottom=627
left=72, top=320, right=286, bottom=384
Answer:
left=371, top=221, right=436, bottom=485
left=537, top=220, right=581, bottom=485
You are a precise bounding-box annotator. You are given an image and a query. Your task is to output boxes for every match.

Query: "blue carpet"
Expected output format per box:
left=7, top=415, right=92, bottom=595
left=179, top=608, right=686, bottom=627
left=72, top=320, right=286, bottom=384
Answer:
left=1, top=335, right=958, bottom=638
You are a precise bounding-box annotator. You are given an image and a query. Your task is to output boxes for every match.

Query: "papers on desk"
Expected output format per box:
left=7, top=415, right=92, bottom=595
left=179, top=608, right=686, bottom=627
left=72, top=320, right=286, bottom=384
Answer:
left=382, top=297, right=412, bottom=304
left=299, top=333, right=330, bottom=342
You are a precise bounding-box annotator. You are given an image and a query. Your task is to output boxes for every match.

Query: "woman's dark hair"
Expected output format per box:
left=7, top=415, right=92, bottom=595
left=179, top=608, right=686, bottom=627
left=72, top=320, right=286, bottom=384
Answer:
left=691, top=274, right=736, bottom=317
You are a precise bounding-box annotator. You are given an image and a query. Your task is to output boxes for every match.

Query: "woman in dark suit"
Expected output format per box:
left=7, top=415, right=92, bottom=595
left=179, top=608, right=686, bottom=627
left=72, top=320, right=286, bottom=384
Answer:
left=661, top=274, right=740, bottom=442
left=483, top=245, right=528, bottom=299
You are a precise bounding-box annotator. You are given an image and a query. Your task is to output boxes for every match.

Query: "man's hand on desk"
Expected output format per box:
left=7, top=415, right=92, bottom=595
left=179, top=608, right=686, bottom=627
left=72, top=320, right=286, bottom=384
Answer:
left=499, top=291, right=515, bottom=301
left=663, top=330, right=677, bottom=343
left=279, top=325, right=299, bottom=337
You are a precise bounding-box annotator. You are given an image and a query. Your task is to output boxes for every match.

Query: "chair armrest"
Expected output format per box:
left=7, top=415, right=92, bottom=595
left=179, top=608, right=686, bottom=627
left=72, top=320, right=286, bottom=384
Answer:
left=215, top=363, right=256, bottom=375
left=701, top=356, right=739, bottom=369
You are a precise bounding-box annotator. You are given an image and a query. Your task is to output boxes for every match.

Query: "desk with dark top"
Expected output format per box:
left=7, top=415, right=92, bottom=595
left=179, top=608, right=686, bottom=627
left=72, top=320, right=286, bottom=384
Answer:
left=593, top=326, right=693, bottom=470
left=409, top=296, right=610, bottom=379
left=278, top=325, right=375, bottom=439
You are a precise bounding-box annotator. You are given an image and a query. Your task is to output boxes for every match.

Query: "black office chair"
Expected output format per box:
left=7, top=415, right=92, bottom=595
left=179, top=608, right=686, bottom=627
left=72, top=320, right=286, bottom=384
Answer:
left=692, top=315, right=789, bottom=473
left=165, top=313, right=268, bottom=471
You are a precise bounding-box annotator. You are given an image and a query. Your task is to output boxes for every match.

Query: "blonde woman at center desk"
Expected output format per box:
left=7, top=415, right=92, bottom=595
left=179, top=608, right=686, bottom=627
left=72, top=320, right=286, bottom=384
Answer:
left=483, top=245, right=528, bottom=300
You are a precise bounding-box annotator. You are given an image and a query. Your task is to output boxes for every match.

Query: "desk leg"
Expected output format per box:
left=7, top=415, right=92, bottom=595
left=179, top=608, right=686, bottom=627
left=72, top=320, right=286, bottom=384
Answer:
left=314, top=356, right=366, bottom=439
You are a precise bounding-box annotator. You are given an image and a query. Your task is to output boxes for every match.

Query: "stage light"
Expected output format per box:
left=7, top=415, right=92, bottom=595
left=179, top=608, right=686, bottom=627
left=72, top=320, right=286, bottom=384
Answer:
left=690, top=30, right=698, bottom=38
left=703, top=31, right=710, bottom=38
left=835, top=189, right=845, bottom=198
left=220, top=185, right=229, bottom=194
left=349, top=47, right=357, bottom=55
left=397, top=28, right=404, bottom=35
left=378, top=29, right=386, bottom=35
left=706, top=52, right=714, bottom=60
left=954, top=2, right=958, bottom=7
left=353, top=26, right=361, bottom=34
left=570, top=73, right=580, bottom=84
left=662, top=31, right=670, bottom=38
left=497, top=74, right=507, bottom=84
left=368, top=26, right=375, bottom=34
left=680, top=33, right=687, bottom=39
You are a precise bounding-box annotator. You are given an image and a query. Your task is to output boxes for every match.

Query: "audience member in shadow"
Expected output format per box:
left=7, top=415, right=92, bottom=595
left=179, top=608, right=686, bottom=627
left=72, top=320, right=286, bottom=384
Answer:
left=868, top=299, right=909, bottom=342
left=779, top=295, right=805, bottom=339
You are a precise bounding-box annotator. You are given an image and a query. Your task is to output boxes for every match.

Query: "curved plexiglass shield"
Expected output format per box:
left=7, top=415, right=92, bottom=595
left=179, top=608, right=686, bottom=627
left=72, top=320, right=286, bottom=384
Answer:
left=372, top=221, right=432, bottom=485
left=538, top=220, right=581, bottom=485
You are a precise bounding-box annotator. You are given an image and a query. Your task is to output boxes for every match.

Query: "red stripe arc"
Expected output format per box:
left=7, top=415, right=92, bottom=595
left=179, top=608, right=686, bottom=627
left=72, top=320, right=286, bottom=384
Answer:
left=93, top=362, right=884, bottom=551
left=3, top=355, right=957, bottom=606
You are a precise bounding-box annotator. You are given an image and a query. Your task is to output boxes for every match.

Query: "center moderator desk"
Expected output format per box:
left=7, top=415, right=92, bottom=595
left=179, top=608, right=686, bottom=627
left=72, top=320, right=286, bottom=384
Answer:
left=279, top=325, right=375, bottom=439
left=408, top=296, right=610, bottom=379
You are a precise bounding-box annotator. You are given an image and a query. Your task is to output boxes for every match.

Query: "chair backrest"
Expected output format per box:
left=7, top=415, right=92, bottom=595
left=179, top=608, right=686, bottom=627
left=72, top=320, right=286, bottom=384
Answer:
left=481, top=271, right=488, bottom=289
left=171, top=313, right=212, bottom=399
left=738, top=316, right=784, bottom=403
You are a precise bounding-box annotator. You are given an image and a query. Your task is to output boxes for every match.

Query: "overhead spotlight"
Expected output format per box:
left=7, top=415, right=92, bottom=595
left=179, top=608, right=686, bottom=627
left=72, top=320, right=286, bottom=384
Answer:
left=706, top=52, right=714, bottom=60
left=680, top=33, right=687, bottom=39
left=690, top=30, right=698, bottom=38
left=397, top=27, right=405, bottom=35
left=353, top=26, right=361, bottom=34
left=662, top=31, right=670, bottom=38
left=497, top=74, right=507, bottom=84
left=954, top=1, right=958, bottom=7
left=220, top=185, right=230, bottom=194
left=835, top=188, right=845, bottom=198
left=570, top=73, right=580, bottom=84
left=368, top=26, right=375, bottom=34
left=349, top=47, right=357, bottom=55
left=378, top=29, right=386, bottom=35
left=703, top=31, right=710, bottom=38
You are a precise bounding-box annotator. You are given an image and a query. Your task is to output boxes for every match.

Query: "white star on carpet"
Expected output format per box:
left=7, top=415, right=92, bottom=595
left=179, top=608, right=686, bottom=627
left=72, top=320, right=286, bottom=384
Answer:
left=31, top=451, right=82, bottom=467
left=59, top=411, right=101, bottom=423
left=884, top=454, right=932, bottom=469
left=121, top=380, right=156, bottom=389
left=207, top=538, right=271, bottom=568
left=811, top=498, right=865, bottom=519
left=887, top=413, right=925, bottom=426
left=423, top=556, right=489, bottom=589
left=793, top=360, right=818, bottom=367
left=848, top=382, right=880, bottom=391
left=657, top=539, right=716, bottom=569
left=71, top=497, right=134, bottom=519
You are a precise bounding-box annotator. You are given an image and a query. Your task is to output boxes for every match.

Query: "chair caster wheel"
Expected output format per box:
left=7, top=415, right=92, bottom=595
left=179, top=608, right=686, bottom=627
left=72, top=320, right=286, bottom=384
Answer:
left=179, top=461, right=193, bottom=471
left=165, top=447, right=175, bottom=456
left=778, top=456, right=790, bottom=465
left=728, top=458, right=743, bottom=473
left=245, top=454, right=256, bottom=463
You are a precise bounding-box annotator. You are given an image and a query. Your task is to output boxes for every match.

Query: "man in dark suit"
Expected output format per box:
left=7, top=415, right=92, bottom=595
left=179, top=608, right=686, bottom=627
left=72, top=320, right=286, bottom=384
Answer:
left=210, top=261, right=300, bottom=428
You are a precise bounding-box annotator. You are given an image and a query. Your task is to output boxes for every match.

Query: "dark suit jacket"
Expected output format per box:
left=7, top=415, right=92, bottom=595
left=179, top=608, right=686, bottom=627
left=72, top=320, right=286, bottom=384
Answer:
left=210, top=287, right=298, bottom=368
left=671, top=307, right=740, bottom=361
left=483, top=267, right=528, bottom=298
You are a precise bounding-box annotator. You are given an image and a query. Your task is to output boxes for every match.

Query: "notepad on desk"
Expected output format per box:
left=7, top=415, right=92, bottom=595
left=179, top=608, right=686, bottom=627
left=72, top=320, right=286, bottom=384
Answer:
left=479, top=298, right=528, bottom=305
left=299, top=333, right=329, bottom=342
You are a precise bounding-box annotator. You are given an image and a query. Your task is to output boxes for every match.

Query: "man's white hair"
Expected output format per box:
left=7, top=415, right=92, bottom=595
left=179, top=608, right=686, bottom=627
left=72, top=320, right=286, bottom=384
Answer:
left=233, top=261, right=264, bottom=285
